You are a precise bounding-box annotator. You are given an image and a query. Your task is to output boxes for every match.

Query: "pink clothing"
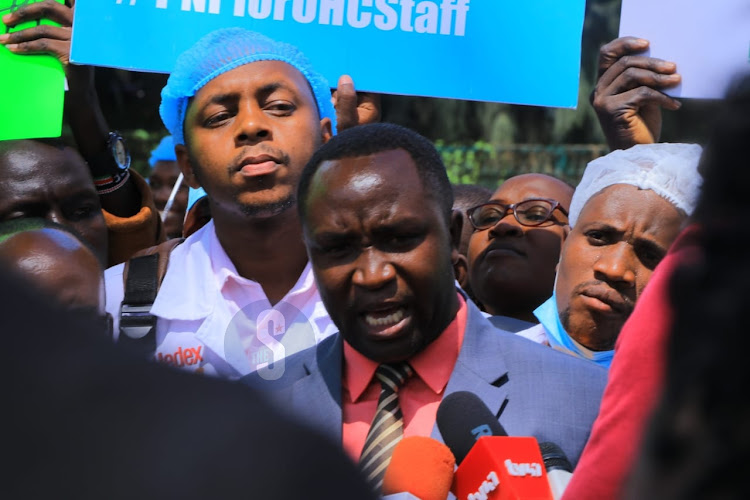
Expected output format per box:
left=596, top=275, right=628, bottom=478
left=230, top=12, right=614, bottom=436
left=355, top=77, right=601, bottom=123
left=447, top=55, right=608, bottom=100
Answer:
left=561, top=225, right=702, bottom=500
left=342, top=294, right=467, bottom=461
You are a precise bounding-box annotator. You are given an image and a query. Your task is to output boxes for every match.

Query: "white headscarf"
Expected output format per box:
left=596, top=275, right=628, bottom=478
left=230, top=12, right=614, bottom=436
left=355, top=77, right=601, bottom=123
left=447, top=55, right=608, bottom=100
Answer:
left=568, top=143, right=703, bottom=227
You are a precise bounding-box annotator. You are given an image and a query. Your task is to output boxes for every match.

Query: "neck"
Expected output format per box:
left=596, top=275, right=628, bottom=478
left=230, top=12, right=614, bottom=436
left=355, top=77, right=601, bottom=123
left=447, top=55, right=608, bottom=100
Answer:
left=485, top=301, right=540, bottom=324
left=212, top=205, right=308, bottom=305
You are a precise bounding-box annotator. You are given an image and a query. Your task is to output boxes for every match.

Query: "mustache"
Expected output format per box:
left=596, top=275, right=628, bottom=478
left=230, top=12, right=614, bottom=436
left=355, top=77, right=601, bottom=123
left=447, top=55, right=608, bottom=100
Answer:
left=228, top=146, right=290, bottom=173
left=573, top=280, right=635, bottom=314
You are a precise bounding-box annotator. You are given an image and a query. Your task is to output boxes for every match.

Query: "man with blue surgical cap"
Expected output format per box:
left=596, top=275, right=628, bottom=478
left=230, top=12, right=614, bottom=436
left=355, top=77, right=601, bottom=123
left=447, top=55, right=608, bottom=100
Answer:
left=517, top=143, right=703, bottom=368
left=105, top=28, right=376, bottom=378
left=147, top=135, right=189, bottom=239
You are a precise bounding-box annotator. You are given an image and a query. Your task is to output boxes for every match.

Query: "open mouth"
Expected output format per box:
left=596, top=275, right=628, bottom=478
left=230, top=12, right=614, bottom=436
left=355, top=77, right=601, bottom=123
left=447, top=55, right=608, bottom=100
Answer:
left=364, top=308, right=405, bottom=327
left=360, top=306, right=411, bottom=340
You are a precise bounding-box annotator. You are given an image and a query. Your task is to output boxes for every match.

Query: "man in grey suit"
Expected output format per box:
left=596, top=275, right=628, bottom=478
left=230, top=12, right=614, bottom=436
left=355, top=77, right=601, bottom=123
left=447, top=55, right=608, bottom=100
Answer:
left=243, top=123, right=606, bottom=484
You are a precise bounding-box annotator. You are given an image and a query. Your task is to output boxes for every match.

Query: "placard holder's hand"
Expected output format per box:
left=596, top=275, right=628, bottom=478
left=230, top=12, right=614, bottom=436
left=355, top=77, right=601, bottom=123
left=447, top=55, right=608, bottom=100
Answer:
left=332, top=75, right=381, bottom=133
left=0, top=0, right=73, bottom=65
left=592, top=36, right=682, bottom=151
left=1, top=0, right=146, bottom=223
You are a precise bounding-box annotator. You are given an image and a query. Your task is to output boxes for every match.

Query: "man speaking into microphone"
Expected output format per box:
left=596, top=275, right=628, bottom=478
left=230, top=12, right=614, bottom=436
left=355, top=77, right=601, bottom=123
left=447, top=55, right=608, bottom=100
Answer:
left=243, top=123, right=606, bottom=492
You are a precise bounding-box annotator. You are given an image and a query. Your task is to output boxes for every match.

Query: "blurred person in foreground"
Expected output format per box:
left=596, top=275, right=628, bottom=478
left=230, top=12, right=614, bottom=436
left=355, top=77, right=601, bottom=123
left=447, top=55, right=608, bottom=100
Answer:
left=0, top=218, right=107, bottom=328
left=624, top=71, right=750, bottom=500
left=2, top=261, right=376, bottom=499
left=148, top=135, right=189, bottom=240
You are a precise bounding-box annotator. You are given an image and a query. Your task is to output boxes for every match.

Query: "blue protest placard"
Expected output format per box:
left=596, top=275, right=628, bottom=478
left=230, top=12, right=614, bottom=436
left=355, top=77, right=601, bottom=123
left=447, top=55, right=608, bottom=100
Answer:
left=71, top=0, right=585, bottom=108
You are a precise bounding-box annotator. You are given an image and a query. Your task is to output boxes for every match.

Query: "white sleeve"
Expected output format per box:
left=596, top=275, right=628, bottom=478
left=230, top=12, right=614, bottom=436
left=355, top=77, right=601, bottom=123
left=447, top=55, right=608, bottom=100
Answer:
left=104, top=262, right=126, bottom=341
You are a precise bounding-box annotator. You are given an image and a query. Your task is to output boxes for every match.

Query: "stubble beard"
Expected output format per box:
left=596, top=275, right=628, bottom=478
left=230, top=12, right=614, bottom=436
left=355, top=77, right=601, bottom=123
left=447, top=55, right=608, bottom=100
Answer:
left=237, top=193, right=296, bottom=218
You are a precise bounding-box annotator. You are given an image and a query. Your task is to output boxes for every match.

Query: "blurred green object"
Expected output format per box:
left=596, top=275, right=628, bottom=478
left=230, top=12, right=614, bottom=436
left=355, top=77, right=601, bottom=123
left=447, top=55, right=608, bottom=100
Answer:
left=437, top=141, right=609, bottom=188
left=0, top=0, right=65, bottom=140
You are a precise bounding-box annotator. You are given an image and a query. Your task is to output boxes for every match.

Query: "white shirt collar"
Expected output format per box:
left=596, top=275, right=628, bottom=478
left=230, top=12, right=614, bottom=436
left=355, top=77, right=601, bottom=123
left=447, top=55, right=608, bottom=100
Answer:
left=151, top=220, right=317, bottom=320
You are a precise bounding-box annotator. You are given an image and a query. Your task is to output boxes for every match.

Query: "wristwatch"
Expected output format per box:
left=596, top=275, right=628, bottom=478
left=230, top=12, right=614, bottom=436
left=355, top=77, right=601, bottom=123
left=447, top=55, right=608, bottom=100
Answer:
left=89, top=131, right=131, bottom=178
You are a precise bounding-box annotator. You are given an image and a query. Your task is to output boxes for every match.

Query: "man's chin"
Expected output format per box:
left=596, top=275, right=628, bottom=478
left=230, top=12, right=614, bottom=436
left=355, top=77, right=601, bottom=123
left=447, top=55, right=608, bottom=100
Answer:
left=237, top=195, right=296, bottom=218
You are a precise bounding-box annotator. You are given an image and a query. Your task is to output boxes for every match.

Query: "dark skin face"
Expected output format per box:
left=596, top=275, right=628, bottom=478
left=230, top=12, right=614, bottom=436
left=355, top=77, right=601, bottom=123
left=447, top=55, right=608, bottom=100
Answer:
left=175, top=60, right=333, bottom=304
left=467, top=174, right=572, bottom=322
left=177, top=60, right=332, bottom=221
left=0, top=228, right=104, bottom=314
left=555, top=185, right=684, bottom=351
left=303, top=150, right=461, bottom=363
left=0, top=140, right=108, bottom=265
left=149, top=160, right=188, bottom=239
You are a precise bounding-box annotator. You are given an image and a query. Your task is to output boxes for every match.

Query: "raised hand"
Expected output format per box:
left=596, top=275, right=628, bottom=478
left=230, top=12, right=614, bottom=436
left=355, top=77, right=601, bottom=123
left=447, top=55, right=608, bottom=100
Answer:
left=0, top=0, right=73, bottom=65
left=592, top=36, right=682, bottom=151
left=331, top=75, right=381, bottom=133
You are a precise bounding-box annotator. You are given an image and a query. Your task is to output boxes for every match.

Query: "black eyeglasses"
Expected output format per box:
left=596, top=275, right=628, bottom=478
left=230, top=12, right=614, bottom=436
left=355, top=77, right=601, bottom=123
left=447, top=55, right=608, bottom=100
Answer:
left=467, top=198, right=568, bottom=230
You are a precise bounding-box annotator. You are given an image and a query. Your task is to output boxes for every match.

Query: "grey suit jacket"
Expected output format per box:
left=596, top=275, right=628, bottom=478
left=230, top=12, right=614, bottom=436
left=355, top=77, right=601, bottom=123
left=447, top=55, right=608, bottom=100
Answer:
left=242, top=298, right=607, bottom=466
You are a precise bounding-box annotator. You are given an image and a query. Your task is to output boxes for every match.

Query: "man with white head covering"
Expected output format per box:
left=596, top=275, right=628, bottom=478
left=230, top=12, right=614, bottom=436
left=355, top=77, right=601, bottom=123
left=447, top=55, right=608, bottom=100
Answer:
left=517, top=143, right=703, bottom=368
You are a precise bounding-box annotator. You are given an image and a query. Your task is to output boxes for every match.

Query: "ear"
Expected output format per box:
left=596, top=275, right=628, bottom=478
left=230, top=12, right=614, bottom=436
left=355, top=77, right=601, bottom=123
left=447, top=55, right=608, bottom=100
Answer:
left=319, top=117, right=333, bottom=145
left=453, top=253, right=469, bottom=289
left=449, top=209, right=463, bottom=264
left=175, top=144, right=201, bottom=189
left=559, top=224, right=571, bottom=251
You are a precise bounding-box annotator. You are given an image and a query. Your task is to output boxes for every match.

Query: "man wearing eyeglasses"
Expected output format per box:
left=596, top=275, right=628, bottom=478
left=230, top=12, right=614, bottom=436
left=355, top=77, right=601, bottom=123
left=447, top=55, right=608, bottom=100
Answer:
left=516, top=144, right=703, bottom=368
left=466, top=174, right=573, bottom=332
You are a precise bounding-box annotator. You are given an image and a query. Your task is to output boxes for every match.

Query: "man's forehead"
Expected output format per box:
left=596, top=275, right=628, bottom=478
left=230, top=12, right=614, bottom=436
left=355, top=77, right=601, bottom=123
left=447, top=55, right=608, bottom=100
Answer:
left=311, top=150, right=421, bottom=198
left=576, top=184, right=681, bottom=230
left=0, top=143, right=89, bottom=181
left=493, top=174, right=573, bottom=204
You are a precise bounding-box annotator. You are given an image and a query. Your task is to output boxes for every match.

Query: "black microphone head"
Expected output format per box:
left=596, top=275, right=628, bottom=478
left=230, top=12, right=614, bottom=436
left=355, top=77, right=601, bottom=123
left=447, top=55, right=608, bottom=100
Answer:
left=436, top=391, right=507, bottom=464
left=539, top=442, right=573, bottom=473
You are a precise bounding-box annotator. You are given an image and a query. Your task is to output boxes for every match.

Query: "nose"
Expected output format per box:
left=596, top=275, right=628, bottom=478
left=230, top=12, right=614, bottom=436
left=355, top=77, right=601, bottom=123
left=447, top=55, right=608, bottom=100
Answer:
left=593, top=243, right=636, bottom=288
left=235, top=104, right=271, bottom=144
left=352, top=248, right=396, bottom=290
left=488, top=212, right=523, bottom=238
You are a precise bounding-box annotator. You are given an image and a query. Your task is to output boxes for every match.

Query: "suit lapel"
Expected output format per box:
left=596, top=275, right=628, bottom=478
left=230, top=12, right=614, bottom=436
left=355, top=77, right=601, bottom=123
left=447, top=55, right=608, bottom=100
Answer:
left=289, top=335, right=344, bottom=442
left=431, top=300, right=510, bottom=441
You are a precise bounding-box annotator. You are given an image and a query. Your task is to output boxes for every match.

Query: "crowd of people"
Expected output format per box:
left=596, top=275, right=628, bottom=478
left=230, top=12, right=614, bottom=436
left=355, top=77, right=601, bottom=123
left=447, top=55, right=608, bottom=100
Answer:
left=3, top=1, right=748, bottom=498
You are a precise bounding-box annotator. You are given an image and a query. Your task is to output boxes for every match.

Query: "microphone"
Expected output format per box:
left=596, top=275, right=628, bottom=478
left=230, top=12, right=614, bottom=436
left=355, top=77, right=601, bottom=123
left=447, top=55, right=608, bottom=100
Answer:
left=382, top=436, right=455, bottom=500
left=538, top=442, right=573, bottom=500
left=436, top=391, right=553, bottom=500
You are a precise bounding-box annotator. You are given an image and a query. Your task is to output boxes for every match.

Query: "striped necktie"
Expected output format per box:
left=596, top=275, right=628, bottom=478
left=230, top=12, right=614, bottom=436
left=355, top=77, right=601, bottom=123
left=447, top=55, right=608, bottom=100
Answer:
left=359, top=362, right=414, bottom=491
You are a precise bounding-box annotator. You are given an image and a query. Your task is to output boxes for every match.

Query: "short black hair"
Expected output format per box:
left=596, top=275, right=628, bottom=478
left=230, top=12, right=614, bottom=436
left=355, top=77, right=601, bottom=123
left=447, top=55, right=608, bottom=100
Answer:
left=451, top=183, right=493, bottom=213
left=297, top=123, right=453, bottom=221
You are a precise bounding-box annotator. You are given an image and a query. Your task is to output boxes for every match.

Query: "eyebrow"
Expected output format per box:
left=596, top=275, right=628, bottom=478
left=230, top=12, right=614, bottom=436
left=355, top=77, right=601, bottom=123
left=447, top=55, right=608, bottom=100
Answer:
left=201, top=93, right=237, bottom=109
left=635, top=238, right=667, bottom=258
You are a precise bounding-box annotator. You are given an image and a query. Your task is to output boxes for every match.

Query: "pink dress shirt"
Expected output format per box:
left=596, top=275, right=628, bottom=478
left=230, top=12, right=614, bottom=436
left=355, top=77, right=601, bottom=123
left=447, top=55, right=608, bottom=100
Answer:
left=342, top=294, right=467, bottom=461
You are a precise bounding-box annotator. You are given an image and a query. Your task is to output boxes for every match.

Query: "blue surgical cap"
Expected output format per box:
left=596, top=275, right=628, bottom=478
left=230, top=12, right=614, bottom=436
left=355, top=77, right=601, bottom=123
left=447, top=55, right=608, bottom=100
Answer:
left=160, top=28, right=336, bottom=146
left=148, top=135, right=177, bottom=168
left=187, top=186, right=207, bottom=213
